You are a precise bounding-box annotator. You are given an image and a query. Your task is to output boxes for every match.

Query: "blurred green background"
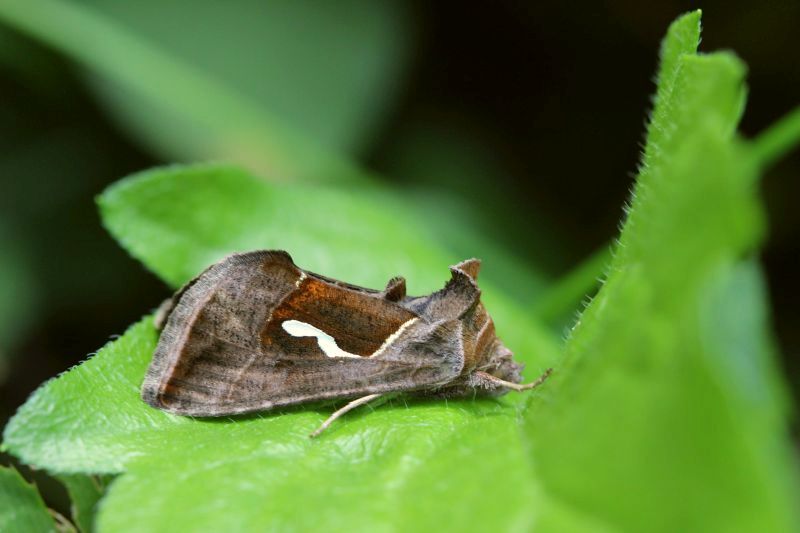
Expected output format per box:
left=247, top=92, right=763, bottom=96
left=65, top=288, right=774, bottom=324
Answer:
left=0, top=0, right=798, bottom=468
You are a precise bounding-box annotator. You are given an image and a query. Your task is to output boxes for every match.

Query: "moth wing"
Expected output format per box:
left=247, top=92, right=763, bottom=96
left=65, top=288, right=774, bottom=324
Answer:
left=148, top=320, right=464, bottom=416
left=142, top=250, right=299, bottom=411
left=223, top=319, right=464, bottom=414
left=142, top=251, right=464, bottom=416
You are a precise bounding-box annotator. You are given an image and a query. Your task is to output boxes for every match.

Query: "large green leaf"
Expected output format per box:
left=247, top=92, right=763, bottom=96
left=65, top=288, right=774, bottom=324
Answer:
left=97, top=399, right=538, bottom=533
left=0, top=466, right=57, bottom=533
left=99, top=166, right=461, bottom=292
left=524, top=11, right=799, bottom=532
left=96, top=164, right=556, bottom=357
left=3, top=165, right=557, bottom=530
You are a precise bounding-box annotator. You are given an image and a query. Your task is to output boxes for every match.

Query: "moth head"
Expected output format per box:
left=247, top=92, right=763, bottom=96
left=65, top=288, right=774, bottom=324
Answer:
left=482, top=340, right=524, bottom=385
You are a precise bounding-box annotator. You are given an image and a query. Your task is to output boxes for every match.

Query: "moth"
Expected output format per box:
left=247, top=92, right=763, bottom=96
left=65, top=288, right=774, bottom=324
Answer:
left=142, top=250, right=551, bottom=436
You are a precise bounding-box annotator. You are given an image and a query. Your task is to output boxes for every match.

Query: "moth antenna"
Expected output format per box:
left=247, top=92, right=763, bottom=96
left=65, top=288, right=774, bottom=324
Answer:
left=310, top=393, right=384, bottom=438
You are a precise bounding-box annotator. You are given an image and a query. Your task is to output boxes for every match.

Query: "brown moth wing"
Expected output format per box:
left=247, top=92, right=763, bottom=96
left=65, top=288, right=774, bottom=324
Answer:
left=142, top=251, right=465, bottom=416
left=153, top=261, right=215, bottom=330
left=190, top=319, right=464, bottom=414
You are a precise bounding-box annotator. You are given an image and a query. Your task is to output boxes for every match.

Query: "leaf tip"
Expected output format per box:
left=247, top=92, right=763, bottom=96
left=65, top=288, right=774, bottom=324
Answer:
left=674, top=9, right=702, bottom=28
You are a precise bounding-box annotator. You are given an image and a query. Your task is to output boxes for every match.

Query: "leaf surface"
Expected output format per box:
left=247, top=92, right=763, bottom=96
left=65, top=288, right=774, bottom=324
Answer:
left=5, top=165, right=557, bottom=531
left=524, top=12, right=800, bottom=532
left=58, top=474, right=110, bottom=533
left=0, top=466, right=57, bottom=533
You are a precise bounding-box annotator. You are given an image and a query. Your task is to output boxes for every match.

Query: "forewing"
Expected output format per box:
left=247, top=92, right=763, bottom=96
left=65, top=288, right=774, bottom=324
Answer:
left=142, top=251, right=464, bottom=416
left=198, top=319, right=464, bottom=415
left=142, top=250, right=299, bottom=411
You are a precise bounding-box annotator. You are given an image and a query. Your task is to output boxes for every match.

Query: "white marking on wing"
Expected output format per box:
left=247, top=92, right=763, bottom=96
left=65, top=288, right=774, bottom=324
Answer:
left=282, top=319, right=361, bottom=359
left=369, top=317, right=418, bottom=358
left=281, top=317, right=419, bottom=359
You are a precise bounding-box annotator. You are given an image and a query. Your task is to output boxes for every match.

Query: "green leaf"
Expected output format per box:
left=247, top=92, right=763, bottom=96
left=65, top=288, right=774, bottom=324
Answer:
left=98, top=165, right=452, bottom=292
left=81, top=0, right=410, bottom=157
left=3, top=318, right=163, bottom=473
left=97, top=164, right=558, bottom=362
left=4, top=165, right=558, bottom=531
left=97, top=406, right=539, bottom=533
left=651, top=10, right=701, bottom=114
left=4, top=314, right=545, bottom=531
left=58, top=474, right=109, bottom=533
left=98, top=162, right=551, bottom=304
left=0, top=466, right=57, bottom=533
left=752, top=104, right=800, bottom=169
left=530, top=245, right=611, bottom=325
left=524, top=11, right=799, bottom=532
left=0, top=0, right=403, bottom=183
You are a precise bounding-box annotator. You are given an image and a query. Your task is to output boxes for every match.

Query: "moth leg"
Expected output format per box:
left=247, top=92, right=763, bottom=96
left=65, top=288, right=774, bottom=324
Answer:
left=310, top=393, right=385, bottom=438
left=472, top=368, right=552, bottom=392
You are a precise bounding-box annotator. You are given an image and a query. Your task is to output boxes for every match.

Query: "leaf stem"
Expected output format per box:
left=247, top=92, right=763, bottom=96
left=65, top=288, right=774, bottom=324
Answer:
left=532, top=245, right=612, bottom=323
left=752, top=105, right=800, bottom=170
